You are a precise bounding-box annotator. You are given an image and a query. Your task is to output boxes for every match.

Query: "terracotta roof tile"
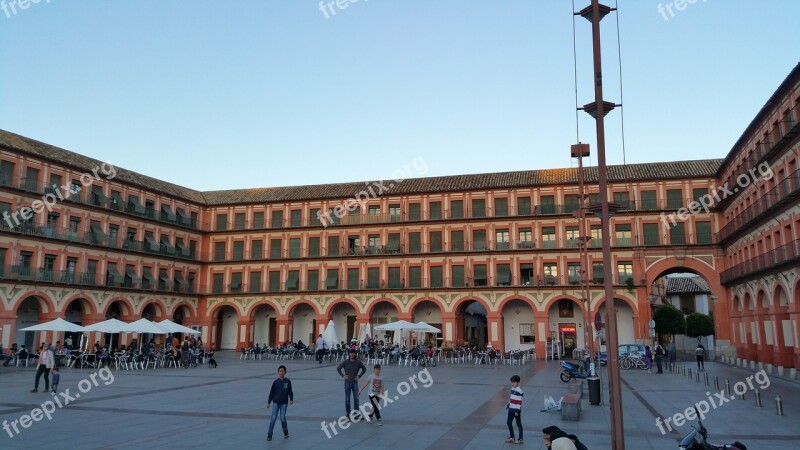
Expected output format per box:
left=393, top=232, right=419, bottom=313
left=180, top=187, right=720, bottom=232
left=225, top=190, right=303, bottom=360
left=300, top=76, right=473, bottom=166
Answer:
left=666, top=276, right=712, bottom=295
left=201, top=159, right=723, bottom=206
left=0, top=129, right=206, bottom=204
left=1, top=129, right=723, bottom=207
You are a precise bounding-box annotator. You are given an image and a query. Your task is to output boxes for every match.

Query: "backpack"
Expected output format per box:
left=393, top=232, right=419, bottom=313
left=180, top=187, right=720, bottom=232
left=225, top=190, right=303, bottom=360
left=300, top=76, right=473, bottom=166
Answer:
left=695, top=347, right=703, bottom=356
left=655, top=345, right=664, bottom=356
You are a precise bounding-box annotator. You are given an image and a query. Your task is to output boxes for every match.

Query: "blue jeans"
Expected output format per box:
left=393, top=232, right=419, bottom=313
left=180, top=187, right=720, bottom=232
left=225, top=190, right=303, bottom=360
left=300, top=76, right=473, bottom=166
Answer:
left=268, top=403, right=288, bottom=436
left=344, top=380, right=359, bottom=414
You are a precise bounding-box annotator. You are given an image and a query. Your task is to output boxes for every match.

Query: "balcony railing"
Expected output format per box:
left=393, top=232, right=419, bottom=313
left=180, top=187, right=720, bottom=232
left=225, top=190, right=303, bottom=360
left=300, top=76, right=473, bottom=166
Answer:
left=0, top=267, right=195, bottom=294
left=716, top=110, right=800, bottom=209
left=201, top=274, right=640, bottom=295
left=0, top=220, right=199, bottom=261
left=720, top=239, right=800, bottom=285
left=718, top=169, right=800, bottom=243
left=4, top=178, right=200, bottom=230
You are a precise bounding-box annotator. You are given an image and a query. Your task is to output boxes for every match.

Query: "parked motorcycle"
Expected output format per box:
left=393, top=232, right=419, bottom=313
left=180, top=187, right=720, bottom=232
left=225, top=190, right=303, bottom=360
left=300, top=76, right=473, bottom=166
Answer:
left=679, top=408, right=748, bottom=450
left=559, top=355, right=592, bottom=382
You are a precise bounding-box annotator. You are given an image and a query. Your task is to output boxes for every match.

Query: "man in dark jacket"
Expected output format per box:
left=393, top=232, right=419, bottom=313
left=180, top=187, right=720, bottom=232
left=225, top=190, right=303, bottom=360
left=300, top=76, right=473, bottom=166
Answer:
left=337, top=349, right=366, bottom=419
left=267, top=365, right=294, bottom=441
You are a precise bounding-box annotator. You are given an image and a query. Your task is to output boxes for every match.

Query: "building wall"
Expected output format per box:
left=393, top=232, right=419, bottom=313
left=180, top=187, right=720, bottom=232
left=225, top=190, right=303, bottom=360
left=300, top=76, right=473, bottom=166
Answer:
left=2, top=65, right=799, bottom=373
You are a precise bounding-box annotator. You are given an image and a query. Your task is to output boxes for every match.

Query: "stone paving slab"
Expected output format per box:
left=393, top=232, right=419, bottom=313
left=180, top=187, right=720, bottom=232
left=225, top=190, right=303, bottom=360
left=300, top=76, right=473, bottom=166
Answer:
left=1, top=354, right=798, bottom=449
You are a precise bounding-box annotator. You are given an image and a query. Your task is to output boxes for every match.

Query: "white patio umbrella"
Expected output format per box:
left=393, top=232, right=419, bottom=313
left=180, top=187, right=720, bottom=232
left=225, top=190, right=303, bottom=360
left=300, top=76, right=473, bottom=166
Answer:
left=415, top=322, right=442, bottom=347
left=321, top=319, right=336, bottom=349
left=19, top=318, right=86, bottom=332
left=20, top=318, right=87, bottom=351
left=374, top=320, right=429, bottom=346
left=157, top=319, right=201, bottom=335
left=357, top=322, right=372, bottom=343
left=124, top=318, right=169, bottom=351
left=84, top=318, right=132, bottom=351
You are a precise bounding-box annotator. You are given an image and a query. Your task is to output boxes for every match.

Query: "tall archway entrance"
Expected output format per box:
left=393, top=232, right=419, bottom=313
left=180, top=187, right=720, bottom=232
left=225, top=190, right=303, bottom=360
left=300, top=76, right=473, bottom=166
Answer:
left=455, top=300, right=487, bottom=348
left=215, top=305, right=238, bottom=350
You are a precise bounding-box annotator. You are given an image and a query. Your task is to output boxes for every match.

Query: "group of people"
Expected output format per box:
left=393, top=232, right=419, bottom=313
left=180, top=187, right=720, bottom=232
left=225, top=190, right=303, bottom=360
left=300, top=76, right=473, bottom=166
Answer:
left=643, top=340, right=706, bottom=373
left=265, top=347, right=385, bottom=441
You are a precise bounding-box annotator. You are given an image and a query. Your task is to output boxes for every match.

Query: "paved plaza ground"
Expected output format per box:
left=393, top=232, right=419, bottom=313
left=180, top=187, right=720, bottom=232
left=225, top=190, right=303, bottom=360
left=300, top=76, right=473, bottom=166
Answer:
left=1, top=352, right=798, bottom=449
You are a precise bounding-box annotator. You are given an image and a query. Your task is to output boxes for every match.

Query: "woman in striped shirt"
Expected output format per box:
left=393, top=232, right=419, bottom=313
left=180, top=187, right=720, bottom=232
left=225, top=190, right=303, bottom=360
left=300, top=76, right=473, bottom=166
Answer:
left=506, top=374, right=523, bottom=444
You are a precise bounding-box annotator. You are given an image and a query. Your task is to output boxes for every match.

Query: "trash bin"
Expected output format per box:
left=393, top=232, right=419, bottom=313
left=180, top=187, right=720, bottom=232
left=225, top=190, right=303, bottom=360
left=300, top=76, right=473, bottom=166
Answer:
left=588, top=376, right=601, bottom=405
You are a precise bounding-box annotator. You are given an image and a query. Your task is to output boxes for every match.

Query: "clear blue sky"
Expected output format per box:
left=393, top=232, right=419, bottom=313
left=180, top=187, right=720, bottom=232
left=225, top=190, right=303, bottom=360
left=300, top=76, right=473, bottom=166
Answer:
left=1, top=1, right=798, bottom=191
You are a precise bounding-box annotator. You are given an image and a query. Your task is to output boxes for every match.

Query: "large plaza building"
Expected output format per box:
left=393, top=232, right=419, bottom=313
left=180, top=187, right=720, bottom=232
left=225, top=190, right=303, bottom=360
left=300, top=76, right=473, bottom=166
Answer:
left=1, top=64, right=798, bottom=376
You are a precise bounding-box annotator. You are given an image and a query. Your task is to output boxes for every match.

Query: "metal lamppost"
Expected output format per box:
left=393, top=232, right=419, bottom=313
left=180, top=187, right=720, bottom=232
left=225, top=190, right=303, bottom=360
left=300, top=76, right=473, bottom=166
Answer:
left=576, top=1, right=625, bottom=448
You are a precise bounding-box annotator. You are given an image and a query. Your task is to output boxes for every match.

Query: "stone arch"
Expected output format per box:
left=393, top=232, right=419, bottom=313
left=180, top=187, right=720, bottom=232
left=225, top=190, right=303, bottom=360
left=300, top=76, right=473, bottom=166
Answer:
left=756, top=289, right=770, bottom=311
left=61, top=295, right=98, bottom=317
left=450, top=295, right=492, bottom=316
left=168, top=301, right=196, bottom=320
left=774, top=284, right=789, bottom=308
left=406, top=296, right=445, bottom=316
left=103, top=297, right=134, bottom=318
left=285, top=299, right=321, bottom=317
left=594, top=295, right=638, bottom=314
left=139, top=300, right=166, bottom=320
left=366, top=297, right=404, bottom=318
left=452, top=296, right=491, bottom=348
left=207, top=300, right=246, bottom=319
left=322, top=297, right=361, bottom=316
left=244, top=299, right=280, bottom=317
left=10, top=291, right=56, bottom=315
left=543, top=294, right=587, bottom=316
left=496, top=294, right=536, bottom=313
left=644, top=258, right=719, bottom=291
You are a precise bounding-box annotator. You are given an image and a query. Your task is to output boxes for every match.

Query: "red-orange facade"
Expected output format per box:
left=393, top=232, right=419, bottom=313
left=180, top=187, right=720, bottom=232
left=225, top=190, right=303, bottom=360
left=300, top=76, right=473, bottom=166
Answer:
left=1, top=64, right=798, bottom=376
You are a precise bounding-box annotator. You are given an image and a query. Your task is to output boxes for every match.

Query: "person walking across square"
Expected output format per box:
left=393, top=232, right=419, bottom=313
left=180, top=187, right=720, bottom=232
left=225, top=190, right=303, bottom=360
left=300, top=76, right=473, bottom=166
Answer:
left=316, top=334, right=326, bottom=364
left=505, top=374, right=523, bottom=444
left=51, top=367, right=60, bottom=394
left=337, top=349, right=366, bottom=420
left=358, top=364, right=385, bottom=425
left=266, top=365, right=293, bottom=441
left=696, top=342, right=705, bottom=370
left=31, top=343, right=54, bottom=393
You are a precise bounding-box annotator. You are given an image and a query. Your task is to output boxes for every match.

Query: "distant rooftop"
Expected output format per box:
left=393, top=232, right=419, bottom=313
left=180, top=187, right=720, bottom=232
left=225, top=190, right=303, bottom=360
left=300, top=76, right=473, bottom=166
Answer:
left=666, top=276, right=712, bottom=295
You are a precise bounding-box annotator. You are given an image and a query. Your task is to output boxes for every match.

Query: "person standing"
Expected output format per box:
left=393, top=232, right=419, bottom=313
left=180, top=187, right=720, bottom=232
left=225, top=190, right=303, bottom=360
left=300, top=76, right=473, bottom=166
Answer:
left=266, top=365, right=293, bottom=441
left=51, top=367, right=60, bottom=394
left=644, top=345, right=653, bottom=373
left=654, top=342, right=665, bottom=374
left=667, top=341, right=677, bottom=370
left=358, top=364, right=385, bottom=425
left=505, top=374, right=524, bottom=444
left=696, top=342, right=705, bottom=370
left=31, top=343, right=54, bottom=393
left=316, top=334, right=326, bottom=364
left=336, top=349, right=366, bottom=419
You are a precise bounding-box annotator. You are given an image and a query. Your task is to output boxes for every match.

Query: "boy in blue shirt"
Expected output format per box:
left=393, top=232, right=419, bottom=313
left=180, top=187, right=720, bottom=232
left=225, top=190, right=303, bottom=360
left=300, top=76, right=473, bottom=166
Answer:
left=267, top=365, right=293, bottom=441
left=51, top=368, right=60, bottom=394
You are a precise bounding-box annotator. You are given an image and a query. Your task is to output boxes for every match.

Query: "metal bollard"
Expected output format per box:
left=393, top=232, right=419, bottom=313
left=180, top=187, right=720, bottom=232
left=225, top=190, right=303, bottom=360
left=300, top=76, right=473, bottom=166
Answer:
left=696, top=371, right=700, bottom=382
left=705, top=372, right=709, bottom=386
left=725, top=380, right=731, bottom=396
left=683, top=367, right=686, bottom=376
left=714, top=375, right=719, bottom=391
left=738, top=391, right=745, bottom=400
left=689, top=368, right=692, bottom=379
left=776, top=395, right=784, bottom=415
left=754, top=389, right=762, bottom=407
